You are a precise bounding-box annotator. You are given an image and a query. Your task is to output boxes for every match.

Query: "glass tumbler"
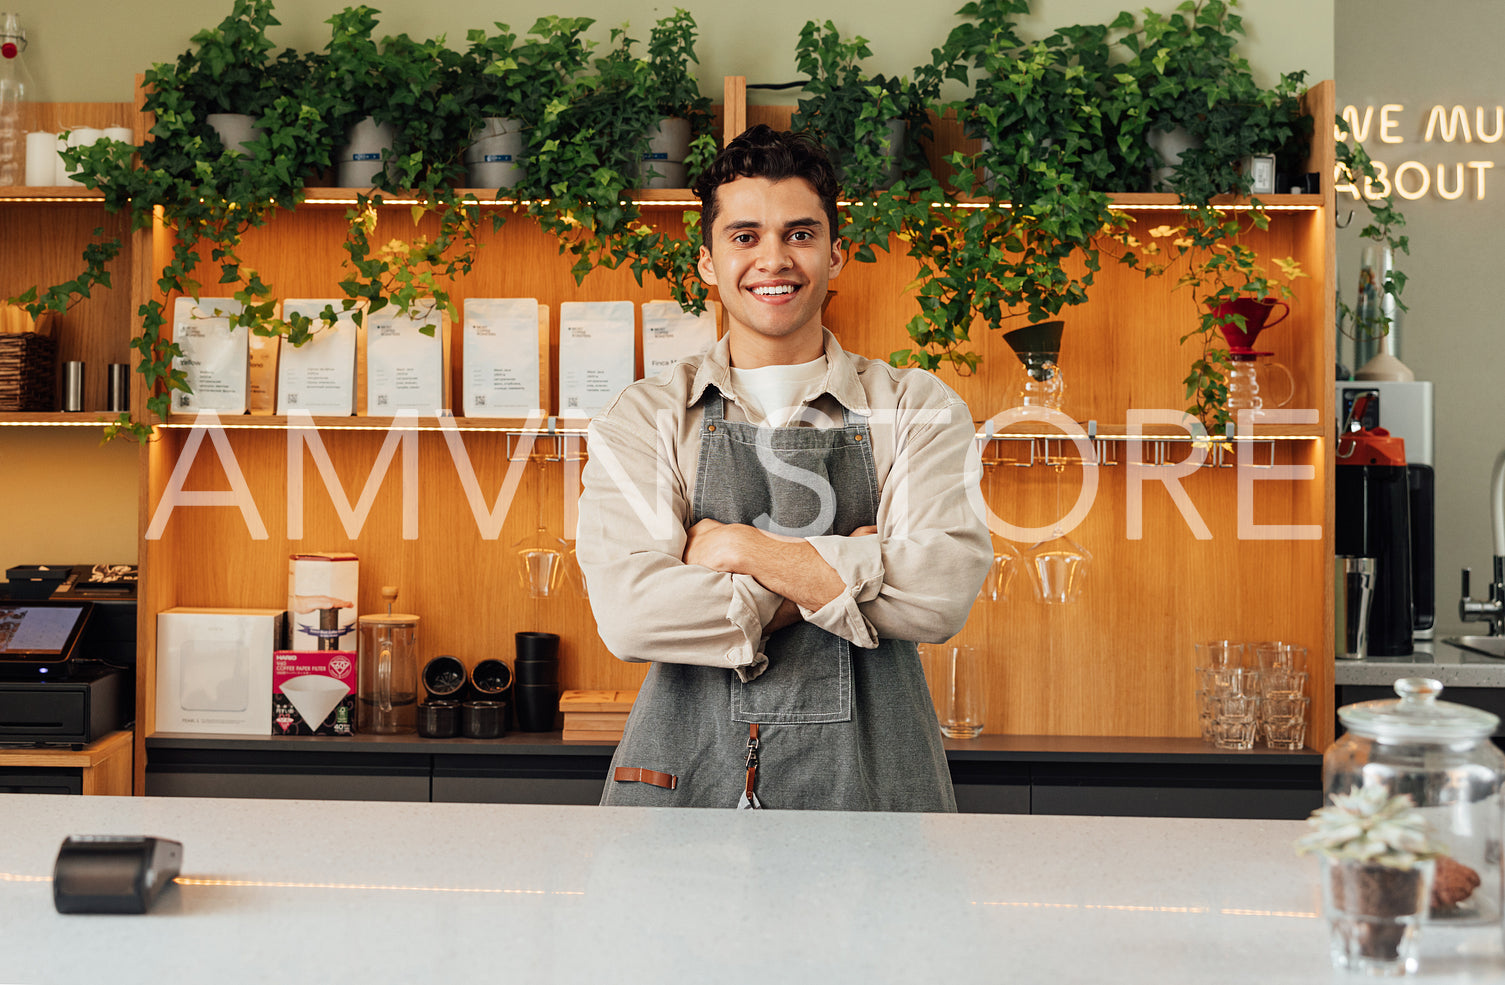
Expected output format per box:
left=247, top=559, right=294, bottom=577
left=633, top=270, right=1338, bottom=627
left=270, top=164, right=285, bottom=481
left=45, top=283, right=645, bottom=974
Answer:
left=923, top=643, right=987, bottom=739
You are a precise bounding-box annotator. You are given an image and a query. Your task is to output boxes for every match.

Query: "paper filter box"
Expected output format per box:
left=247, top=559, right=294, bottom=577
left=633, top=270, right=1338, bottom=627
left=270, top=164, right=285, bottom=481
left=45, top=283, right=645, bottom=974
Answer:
left=155, top=608, right=286, bottom=734
left=273, top=650, right=357, bottom=735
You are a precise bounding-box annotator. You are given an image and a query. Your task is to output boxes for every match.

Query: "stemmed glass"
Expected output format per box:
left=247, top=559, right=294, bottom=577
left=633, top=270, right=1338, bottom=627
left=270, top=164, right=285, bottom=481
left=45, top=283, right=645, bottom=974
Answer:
left=513, top=461, right=567, bottom=598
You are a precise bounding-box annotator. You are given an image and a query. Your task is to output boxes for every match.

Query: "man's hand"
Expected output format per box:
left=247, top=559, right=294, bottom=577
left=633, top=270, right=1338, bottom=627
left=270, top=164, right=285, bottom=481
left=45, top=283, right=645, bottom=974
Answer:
left=683, top=518, right=746, bottom=572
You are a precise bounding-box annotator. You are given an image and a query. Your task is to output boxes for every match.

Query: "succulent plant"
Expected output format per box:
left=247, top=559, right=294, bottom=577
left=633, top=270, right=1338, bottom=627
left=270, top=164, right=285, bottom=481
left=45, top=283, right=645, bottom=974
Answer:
left=1297, top=786, right=1446, bottom=868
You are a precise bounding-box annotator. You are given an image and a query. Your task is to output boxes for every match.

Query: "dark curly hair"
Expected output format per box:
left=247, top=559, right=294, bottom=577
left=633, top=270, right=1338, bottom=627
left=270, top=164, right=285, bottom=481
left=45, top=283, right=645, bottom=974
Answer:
left=693, top=124, right=839, bottom=252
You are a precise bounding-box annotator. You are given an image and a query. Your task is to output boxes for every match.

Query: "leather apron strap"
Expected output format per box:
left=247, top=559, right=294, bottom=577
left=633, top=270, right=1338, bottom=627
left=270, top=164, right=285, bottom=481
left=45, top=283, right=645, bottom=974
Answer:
left=738, top=723, right=761, bottom=810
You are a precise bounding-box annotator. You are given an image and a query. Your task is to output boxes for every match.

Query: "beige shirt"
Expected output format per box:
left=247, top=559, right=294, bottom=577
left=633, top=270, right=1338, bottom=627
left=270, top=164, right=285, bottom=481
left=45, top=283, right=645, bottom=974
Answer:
left=577, top=329, right=991, bottom=676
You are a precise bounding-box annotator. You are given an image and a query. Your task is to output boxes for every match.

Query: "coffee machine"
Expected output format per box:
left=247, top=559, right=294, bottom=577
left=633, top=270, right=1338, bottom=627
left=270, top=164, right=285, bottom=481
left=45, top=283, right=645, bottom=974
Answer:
left=1336, top=380, right=1436, bottom=650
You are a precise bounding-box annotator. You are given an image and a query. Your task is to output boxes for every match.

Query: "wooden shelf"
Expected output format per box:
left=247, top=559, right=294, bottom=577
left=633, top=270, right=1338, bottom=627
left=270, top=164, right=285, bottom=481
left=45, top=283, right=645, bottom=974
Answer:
left=0, top=412, right=122, bottom=427
left=297, top=187, right=702, bottom=207
left=158, top=413, right=591, bottom=434
left=5, top=185, right=1324, bottom=211
left=0, top=186, right=107, bottom=203
left=0, top=730, right=133, bottom=795
left=148, top=413, right=1327, bottom=441
left=982, top=420, right=1326, bottom=441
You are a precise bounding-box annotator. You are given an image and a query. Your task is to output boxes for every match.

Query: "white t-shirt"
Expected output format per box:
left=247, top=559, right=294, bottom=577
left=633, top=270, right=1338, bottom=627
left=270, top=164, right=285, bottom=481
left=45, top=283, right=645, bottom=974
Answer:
left=728, top=356, right=838, bottom=427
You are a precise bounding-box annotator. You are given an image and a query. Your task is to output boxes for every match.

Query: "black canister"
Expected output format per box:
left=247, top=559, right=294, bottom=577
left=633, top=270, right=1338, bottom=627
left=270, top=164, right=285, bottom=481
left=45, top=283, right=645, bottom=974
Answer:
left=1336, top=427, right=1413, bottom=656
left=514, top=632, right=560, bottom=731
left=422, top=655, right=470, bottom=703
left=462, top=700, right=507, bottom=739
left=470, top=658, right=514, bottom=697
left=417, top=700, right=460, bottom=738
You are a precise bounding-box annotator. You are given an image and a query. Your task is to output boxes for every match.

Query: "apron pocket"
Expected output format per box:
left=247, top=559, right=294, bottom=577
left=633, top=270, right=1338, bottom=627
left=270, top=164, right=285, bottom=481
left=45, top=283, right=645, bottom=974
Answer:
left=730, top=624, right=852, bottom=724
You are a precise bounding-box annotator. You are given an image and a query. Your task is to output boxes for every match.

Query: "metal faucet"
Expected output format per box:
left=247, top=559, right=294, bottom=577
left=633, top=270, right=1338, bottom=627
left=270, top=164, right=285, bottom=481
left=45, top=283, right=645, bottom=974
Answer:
left=1458, top=449, right=1505, bottom=637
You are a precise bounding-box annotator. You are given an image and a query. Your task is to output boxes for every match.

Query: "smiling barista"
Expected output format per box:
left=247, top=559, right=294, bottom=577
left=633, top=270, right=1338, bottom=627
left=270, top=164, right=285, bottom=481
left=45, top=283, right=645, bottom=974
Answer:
left=577, top=125, right=990, bottom=810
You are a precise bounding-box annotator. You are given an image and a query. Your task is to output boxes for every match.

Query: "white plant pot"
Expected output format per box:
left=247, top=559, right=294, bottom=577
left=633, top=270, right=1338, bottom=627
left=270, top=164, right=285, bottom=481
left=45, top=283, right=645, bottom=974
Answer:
left=637, top=116, right=691, bottom=189
left=337, top=116, right=396, bottom=188
left=205, top=113, right=263, bottom=157
left=464, top=117, right=526, bottom=189
left=1147, top=126, right=1201, bottom=192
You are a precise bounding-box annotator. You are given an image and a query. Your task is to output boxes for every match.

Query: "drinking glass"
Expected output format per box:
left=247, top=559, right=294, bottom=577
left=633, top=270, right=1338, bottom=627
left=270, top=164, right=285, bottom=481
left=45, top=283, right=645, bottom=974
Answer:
left=1256, top=642, right=1308, bottom=673
left=1214, top=693, right=1259, bottom=750
left=1195, top=640, right=1246, bottom=669
left=923, top=643, right=987, bottom=739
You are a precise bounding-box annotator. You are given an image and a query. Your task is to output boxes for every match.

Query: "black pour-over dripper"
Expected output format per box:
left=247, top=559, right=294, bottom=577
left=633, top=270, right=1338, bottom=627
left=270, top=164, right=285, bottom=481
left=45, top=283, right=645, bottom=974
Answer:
left=1003, top=321, right=1064, bottom=380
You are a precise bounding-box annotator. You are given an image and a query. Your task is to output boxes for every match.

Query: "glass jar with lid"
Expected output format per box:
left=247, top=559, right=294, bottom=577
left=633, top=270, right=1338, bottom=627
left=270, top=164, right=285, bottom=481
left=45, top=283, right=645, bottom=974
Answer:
left=1326, top=677, right=1504, bottom=924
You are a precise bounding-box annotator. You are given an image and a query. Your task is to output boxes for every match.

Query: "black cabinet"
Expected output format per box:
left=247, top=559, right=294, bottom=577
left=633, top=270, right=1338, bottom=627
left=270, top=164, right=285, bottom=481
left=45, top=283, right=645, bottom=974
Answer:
left=146, top=733, right=1321, bottom=816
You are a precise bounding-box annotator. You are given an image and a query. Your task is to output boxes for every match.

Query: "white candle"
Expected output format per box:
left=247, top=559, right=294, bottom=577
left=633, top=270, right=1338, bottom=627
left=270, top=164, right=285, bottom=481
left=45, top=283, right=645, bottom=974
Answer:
left=102, top=126, right=133, bottom=145
left=24, top=130, right=57, bottom=186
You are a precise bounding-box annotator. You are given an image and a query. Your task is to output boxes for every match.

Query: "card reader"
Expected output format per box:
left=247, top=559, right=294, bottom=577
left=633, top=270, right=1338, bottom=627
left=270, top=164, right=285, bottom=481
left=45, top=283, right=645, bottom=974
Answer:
left=53, top=835, right=183, bottom=914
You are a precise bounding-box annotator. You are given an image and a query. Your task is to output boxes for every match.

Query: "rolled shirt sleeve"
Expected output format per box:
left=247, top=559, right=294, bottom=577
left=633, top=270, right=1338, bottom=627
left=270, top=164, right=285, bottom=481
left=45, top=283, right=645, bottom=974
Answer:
left=578, top=409, right=781, bottom=678
left=807, top=389, right=991, bottom=647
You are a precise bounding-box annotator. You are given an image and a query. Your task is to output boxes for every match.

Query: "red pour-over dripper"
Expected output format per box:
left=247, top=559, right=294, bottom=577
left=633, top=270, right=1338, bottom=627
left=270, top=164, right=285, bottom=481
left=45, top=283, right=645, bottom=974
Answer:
left=1210, top=297, right=1288, bottom=358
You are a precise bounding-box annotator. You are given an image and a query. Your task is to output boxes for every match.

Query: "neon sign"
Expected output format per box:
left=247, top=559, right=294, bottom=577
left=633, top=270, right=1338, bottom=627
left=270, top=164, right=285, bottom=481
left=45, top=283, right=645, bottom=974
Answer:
left=1336, top=104, right=1498, bottom=201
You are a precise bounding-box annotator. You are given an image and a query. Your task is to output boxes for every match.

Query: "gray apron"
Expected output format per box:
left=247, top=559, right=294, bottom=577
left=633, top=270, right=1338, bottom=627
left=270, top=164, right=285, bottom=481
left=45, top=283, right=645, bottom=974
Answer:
left=601, top=389, right=956, bottom=812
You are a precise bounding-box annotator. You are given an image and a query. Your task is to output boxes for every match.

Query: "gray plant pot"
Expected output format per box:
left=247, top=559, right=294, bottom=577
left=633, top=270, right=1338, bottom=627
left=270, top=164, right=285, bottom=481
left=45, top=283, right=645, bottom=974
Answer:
left=1147, top=126, right=1201, bottom=192
left=205, top=113, right=263, bottom=157
left=636, top=117, right=691, bottom=189
left=464, top=117, right=526, bottom=190
left=337, top=116, right=396, bottom=188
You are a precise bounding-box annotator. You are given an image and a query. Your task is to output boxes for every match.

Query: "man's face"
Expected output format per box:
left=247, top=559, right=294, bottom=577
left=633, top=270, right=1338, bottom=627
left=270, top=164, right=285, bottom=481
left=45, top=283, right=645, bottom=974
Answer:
left=697, top=176, right=843, bottom=361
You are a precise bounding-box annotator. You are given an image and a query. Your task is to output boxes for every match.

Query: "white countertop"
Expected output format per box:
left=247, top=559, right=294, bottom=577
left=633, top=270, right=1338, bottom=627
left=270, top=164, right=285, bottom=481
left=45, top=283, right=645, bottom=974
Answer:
left=1, top=795, right=1502, bottom=984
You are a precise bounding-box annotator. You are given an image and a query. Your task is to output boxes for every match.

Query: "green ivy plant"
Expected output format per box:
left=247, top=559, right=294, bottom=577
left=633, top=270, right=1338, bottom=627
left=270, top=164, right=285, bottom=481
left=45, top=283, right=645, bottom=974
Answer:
left=318, top=7, right=485, bottom=333
left=457, top=16, right=597, bottom=165
left=523, top=11, right=713, bottom=314
left=883, top=0, right=1125, bottom=372
left=792, top=21, right=938, bottom=197
left=1119, top=0, right=1311, bottom=201
left=47, top=0, right=340, bottom=440
left=169, top=0, right=286, bottom=121
left=1103, top=0, right=1316, bottom=428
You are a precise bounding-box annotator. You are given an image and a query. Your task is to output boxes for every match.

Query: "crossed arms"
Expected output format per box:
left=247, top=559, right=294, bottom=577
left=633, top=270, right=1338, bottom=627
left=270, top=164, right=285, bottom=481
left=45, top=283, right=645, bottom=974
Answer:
left=576, top=394, right=991, bottom=675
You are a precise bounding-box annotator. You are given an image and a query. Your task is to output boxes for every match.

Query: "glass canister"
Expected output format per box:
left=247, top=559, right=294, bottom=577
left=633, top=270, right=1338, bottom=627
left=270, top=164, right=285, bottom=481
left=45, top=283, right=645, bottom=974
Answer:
left=356, top=586, right=418, bottom=734
left=1326, top=678, right=1504, bottom=924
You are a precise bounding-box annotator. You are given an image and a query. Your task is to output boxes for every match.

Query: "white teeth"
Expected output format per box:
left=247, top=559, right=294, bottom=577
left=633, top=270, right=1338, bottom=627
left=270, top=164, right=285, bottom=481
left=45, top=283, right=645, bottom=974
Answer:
left=752, top=285, right=796, bottom=296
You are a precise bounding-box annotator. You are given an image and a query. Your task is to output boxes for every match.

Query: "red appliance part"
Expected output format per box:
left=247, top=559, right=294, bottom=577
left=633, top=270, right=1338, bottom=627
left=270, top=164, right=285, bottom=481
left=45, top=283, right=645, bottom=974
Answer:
left=1337, top=426, right=1407, bottom=467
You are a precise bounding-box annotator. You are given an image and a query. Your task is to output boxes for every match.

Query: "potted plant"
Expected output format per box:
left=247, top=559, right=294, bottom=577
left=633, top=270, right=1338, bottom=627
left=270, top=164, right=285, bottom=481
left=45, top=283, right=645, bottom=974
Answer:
left=1118, top=0, right=1311, bottom=200
left=638, top=8, right=715, bottom=189
left=317, top=6, right=473, bottom=191
left=163, top=0, right=283, bottom=156
left=791, top=20, right=937, bottom=196
left=456, top=16, right=595, bottom=191
left=48, top=0, right=346, bottom=438
left=1297, top=786, right=1443, bottom=974
left=520, top=12, right=716, bottom=314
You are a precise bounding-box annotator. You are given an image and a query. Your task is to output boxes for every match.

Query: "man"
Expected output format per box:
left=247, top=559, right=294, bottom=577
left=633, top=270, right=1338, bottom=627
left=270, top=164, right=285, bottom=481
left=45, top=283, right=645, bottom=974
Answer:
left=577, top=125, right=990, bottom=811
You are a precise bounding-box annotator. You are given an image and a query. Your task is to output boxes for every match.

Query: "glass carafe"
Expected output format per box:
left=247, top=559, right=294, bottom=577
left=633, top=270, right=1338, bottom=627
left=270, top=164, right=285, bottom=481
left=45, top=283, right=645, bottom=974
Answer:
left=356, top=587, right=418, bottom=734
left=1226, top=354, right=1293, bottom=414
left=1325, top=678, right=1505, bottom=925
left=1016, top=351, right=1065, bottom=410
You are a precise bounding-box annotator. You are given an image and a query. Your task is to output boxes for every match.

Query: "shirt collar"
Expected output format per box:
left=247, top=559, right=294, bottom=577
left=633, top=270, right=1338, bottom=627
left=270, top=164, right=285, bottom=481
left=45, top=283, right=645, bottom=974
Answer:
left=687, top=328, right=871, bottom=416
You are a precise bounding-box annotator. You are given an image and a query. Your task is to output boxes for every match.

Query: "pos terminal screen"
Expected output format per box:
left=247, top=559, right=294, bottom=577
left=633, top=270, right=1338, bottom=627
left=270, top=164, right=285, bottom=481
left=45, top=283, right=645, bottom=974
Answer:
left=0, top=604, right=89, bottom=660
